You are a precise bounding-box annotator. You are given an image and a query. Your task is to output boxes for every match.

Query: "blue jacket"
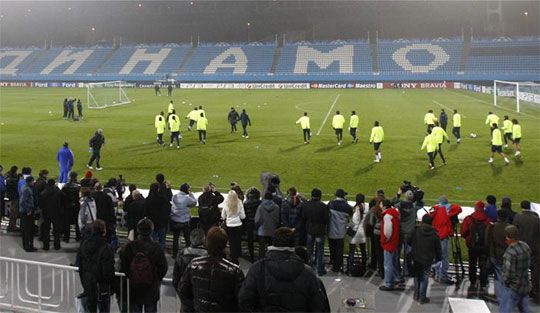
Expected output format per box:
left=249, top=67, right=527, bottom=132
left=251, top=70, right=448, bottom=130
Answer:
left=171, top=191, right=197, bottom=223
left=440, top=112, right=448, bottom=125
left=57, top=146, right=74, bottom=169
left=240, top=113, right=251, bottom=126
left=19, top=184, right=35, bottom=214
left=485, top=204, right=498, bottom=223
left=0, top=174, right=5, bottom=193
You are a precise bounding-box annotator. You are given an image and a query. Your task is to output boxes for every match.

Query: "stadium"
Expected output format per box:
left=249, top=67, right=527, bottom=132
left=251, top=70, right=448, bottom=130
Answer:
left=0, top=1, right=539, bottom=313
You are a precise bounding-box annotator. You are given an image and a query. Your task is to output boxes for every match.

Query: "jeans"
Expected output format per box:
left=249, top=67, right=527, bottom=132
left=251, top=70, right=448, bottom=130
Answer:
left=383, top=250, right=401, bottom=287
left=374, top=234, right=384, bottom=277
left=130, top=302, right=158, bottom=313
left=170, top=221, right=190, bottom=258
left=434, top=237, right=449, bottom=281
left=493, top=261, right=504, bottom=304
left=242, top=124, right=248, bottom=136
left=328, top=238, right=344, bottom=271
left=152, top=226, right=167, bottom=251
left=306, top=234, right=326, bottom=275
left=398, top=237, right=412, bottom=276
left=414, top=263, right=431, bottom=299
left=500, top=286, right=530, bottom=313
left=347, top=243, right=367, bottom=273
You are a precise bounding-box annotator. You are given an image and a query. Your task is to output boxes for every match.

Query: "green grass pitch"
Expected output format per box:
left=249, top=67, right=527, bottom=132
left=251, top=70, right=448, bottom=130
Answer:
left=1, top=87, right=539, bottom=205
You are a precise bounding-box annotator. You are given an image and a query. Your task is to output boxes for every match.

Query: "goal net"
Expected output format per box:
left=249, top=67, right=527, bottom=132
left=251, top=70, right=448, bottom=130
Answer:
left=87, top=81, right=131, bottom=109
left=493, top=80, right=540, bottom=113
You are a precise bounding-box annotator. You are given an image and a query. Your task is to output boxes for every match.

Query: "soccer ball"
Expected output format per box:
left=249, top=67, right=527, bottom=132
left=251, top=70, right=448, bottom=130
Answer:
left=469, top=133, right=477, bottom=138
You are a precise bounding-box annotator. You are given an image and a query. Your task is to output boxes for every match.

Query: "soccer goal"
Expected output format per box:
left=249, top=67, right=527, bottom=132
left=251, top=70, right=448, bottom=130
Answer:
left=87, top=81, right=131, bottom=109
left=493, top=80, right=540, bottom=113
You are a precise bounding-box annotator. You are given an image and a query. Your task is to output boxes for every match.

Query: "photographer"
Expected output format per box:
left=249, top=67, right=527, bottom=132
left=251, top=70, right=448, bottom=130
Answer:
left=198, top=183, right=224, bottom=235
left=393, top=181, right=423, bottom=277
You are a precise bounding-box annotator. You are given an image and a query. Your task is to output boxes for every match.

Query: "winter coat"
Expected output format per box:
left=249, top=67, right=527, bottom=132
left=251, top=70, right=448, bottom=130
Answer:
left=350, top=204, right=367, bottom=244
left=40, top=186, right=64, bottom=222
left=171, top=192, right=196, bottom=223
left=238, top=248, right=328, bottom=312
left=484, top=204, right=497, bottom=223
left=460, top=209, right=491, bottom=249
left=62, top=181, right=80, bottom=224
left=94, top=191, right=116, bottom=225
left=145, top=194, right=171, bottom=230
left=381, top=207, right=400, bottom=252
left=89, top=133, right=105, bottom=150
left=327, top=198, right=353, bottom=239
left=221, top=201, right=245, bottom=228
left=243, top=198, right=261, bottom=225
left=396, top=200, right=418, bottom=236
left=486, top=221, right=509, bottom=263
left=179, top=255, right=244, bottom=312
left=513, top=211, right=540, bottom=255
left=77, top=235, right=115, bottom=300
left=172, top=246, right=208, bottom=291
left=198, top=191, right=224, bottom=231
left=255, top=199, right=281, bottom=237
left=280, top=194, right=305, bottom=228
left=18, top=184, right=35, bottom=214
left=126, top=198, right=146, bottom=233
left=119, top=236, right=168, bottom=305
left=430, top=203, right=462, bottom=240
left=408, top=224, right=442, bottom=266
left=5, top=173, right=19, bottom=200
left=78, top=197, right=97, bottom=230
left=296, top=199, right=329, bottom=236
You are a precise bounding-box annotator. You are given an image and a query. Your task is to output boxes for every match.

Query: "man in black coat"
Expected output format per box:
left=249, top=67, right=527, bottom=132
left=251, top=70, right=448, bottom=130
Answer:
left=197, top=184, right=224, bottom=235
left=40, top=179, right=64, bottom=250
left=408, top=214, right=442, bottom=304
left=238, top=227, right=328, bottom=312
left=144, top=183, right=171, bottom=250
left=120, top=219, right=168, bottom=313
left=179, top=226, right=244, bottom=312
left=87, top=129, right=105, bottom=170
left=77, top=220, right=115, bottom=312
left=295, top=188, right=329, bottom=276
left=172, top=228, right=207, bottom=293
left=94, top=183, right=116, bottom=242
left=62, top=172, right=81, bottom=242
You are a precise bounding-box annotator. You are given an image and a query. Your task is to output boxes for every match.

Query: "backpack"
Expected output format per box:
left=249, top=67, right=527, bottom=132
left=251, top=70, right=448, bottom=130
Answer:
left=350, top=257, right=366, bottom=277
left=469, top=218, right=487, bottom=249
left=129, top=252, right=154, bottom=287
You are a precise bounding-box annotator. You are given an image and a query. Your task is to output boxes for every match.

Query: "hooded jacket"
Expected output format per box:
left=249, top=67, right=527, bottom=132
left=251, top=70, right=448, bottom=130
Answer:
left=327, top=198, right=353, bottom=239
left=296, top=199, right=329, bottom=236
left=238, top=248, right=328, bottom=312
left=40, top=186, right=63, bottom=221
left=381, top=207, right=400, bottom=252
left=255, top=199, right=280, bottom=237
left=460, top=209, right=491, bottom=249
left=171, top=191, right=197, bottom=223
left=430, top=203, right=462, bottom=240
left=172, top=246, right=208, bottom=292
left=408, top=224, right=442, bottom=266
left=77, top=234, right=115, bottom=297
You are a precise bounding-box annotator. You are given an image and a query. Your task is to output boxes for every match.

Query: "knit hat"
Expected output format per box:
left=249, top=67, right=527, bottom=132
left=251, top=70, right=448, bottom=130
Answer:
left=504, top=225, right=520, bottom=240
left=137, top=218, right=154, bottom=237
left=438, top=195, right=449, bottom=205
left=405, top=190, right=414, bottom=201
left=180, top=183, right=190, bottom=193
left=311, top=188, right=322, bottom=199
left=475, top=201, right=485, bottom=210
left=84, top=171, right=93, bottom=179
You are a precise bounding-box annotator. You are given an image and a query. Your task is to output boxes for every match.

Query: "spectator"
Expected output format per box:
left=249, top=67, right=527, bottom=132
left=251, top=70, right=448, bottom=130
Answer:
left=103, top=178, right=119, bottom=208
left=179, top=227, right=244, bottom=312
left=0, top=165, right=5, bottom=222
left=238, top=227, right=328, bottom=312
left=123, top=184, right=139, bottom=211
left=80, top=170, right=97, bottom=189
left=485, top=209, right=509, bottom=304
left=19, top=176, right=36, bottom=252
left=460, top=201, right=491, bottom=297
left=56, top=142, right=74, bottom=183
left=293, top=246, right=331, bottom=312
left=62, top=172, right=81, bottom=242
left=87, top=129, right=105, bottom=171
left=408, top=214, right=441, bottom=304
left=243, top=187, right=261, bottom=262
left=172, top=229, right=207, bottom=293
left=296, top=188, right=329, bottom=276
left=501, top=225, right=531, bottom=313
left=379, top=200, right=403, bottom=291
left=197, top=183, right=224, bottom=234
left=120, top=219, right=168, bottom=313
left=365, top=194, right=385, bottom=277
left=394, top=189, right=419, bottom=277
left=5, top=165, right=19, bottom=232
left=430, top=195, right=462, bottom=285
left=126, top=190, right=146, bottom=240
left=221, top=190, right=246, bottom=264
left=145, top=183, right=171, bottom=250
left=77, top=220, right=115, bottom=313
left=327, top=189, right=353, bottom=272
left=171, top=183, right=197, bottom=258
left=34, top=169, right=49, bottom=199
left=78, top=187, right=97, bottom=238
left=485, top=195, right=498, bottom=223
left=281, top=187, right=305, bottom=244
left=230, top=182, right=244, bottom=201
left=513, top=200, right=540, bottom=304
left=255, top=191, right=281, bottom=258
left=40, top=179, right=64, bottom=250
left=500, top=197, right=517, bottom=225
left=94, top=183, right=116, bottom=242
left=155, top=173, right=173, bottom=201
left=347, top=193, right=368, bottom=275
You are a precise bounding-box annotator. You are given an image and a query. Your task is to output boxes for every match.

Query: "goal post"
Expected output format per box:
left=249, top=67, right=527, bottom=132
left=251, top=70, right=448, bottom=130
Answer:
left=87, top=81, right=131, bottom=109
left=493, top=80, right=540, bottom=113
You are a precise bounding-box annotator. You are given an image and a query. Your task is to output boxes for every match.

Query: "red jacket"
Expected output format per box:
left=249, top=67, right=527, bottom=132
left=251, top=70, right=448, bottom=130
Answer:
left=381, top=207, right=400, bottom=253
left=460, top=210, right=491, bottom=248
left=430, top=204, right=462, bottom=240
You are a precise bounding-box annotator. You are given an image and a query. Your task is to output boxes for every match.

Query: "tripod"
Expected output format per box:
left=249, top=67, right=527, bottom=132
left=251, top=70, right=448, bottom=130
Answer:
left=450, top=227, right=465, bottom=284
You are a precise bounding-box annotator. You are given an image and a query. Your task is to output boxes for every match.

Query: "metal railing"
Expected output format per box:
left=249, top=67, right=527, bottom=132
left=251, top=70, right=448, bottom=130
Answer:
left=0, top=256, right=179, bottom=313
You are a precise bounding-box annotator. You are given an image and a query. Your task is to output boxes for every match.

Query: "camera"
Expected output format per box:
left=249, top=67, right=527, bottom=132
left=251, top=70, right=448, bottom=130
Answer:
left=400, top=180, right=424, bottom=202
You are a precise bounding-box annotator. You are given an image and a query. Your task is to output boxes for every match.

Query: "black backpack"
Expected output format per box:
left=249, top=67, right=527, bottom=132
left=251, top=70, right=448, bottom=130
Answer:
left=350, top=257, right=366, bottom=277
left=470, top=218, right=487, bottom=249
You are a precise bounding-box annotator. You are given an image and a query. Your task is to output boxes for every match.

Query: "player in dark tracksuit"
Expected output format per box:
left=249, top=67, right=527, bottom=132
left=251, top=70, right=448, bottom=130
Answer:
left=77, top=99, right=83, bottom=118
left=63, top=98, right=68, bottom=119
left=227, top=108, right=240, bottom=133
left=87, top=129, right=105, bottom=170
left=439, top=109, right=448, bottom=132
left=240, top=109, right=251, bottom=138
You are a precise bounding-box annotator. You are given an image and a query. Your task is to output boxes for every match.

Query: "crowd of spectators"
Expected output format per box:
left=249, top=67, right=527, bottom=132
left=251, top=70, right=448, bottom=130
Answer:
left=0, top=165, right=538, bottom=312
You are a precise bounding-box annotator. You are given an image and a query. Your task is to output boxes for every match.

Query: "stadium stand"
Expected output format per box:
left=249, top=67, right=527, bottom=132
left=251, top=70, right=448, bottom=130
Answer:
left=1, top=37, right=539, bottom=82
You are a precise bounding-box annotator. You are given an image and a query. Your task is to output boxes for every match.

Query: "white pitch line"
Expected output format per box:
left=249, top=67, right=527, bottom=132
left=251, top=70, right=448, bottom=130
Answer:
left=433, top=100, right=467, bottom=118
left=316, top=94, right=340, bottom=136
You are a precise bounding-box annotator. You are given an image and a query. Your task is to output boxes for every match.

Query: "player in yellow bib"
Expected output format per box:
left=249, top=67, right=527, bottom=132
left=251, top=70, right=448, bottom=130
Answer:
left=369, top=121, right=384, bottom=163
left=168, top=112, right=181, bottom=149
left=349, top=111, right=359, bottom=144
left=154, top=111, right=166, bottom=145
left=452, top=109, right=462, bottom=143
left=295, top=112, right=311, bottom=144
left=332, top=110, right=346, bottom=145
left=197, top=112, right=208, bottom=144
left=421, top=128, right=438, bottom=170
left=488, top=123, right=509, bottom=165
left=424, top=109, right=438, bottom=132
left=432, top=122, right=450, bottom=165
left=511, top=119, right=522, bottom=157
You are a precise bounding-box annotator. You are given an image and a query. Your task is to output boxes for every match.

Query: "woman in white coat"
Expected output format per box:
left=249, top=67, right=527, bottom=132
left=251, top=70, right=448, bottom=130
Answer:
left=221, top=190, right=246, bottom=264
left=347, top=193, right=368, bottom=275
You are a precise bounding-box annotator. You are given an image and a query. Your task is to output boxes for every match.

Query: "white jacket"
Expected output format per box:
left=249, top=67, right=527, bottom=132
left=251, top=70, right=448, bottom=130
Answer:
left=350, top=204, right=367, bottom=244
left=221, top=202, right=246, bottom=228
